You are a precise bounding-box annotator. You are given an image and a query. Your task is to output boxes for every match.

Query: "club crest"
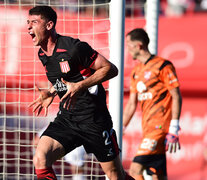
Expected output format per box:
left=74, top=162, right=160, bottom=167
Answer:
left=144, top=71, right=151, bottom=80
left=59, top=59, right=70, bottom=73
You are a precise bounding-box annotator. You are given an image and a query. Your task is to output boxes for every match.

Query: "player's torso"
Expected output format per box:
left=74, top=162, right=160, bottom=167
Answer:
left=39, top=36, right=86, bottom=89
left=132, top=56, right=172, bottom=133
left=38, top=36, right=107, bottom=116
left=43, top=49, right=86, bottom=93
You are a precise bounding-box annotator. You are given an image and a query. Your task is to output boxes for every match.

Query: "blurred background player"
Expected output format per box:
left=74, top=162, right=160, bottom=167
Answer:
left=32, top=126, right=87, bottom=180
left=123, top=28, right=182, bottom=180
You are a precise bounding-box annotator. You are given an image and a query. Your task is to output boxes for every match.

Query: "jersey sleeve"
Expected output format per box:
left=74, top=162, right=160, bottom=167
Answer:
left=159, top=61, right=180, bottom=90
left=75, top=41, right=98, bottom=68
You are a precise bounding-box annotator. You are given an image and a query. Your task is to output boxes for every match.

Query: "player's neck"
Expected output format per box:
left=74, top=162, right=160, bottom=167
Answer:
left=137, top=51, right=151, bottom=64
left=41, top=31, right=58, bottom=56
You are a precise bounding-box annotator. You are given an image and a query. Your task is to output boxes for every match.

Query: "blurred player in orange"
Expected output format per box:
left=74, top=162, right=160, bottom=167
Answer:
left=123, top=28, right=182, bottom=180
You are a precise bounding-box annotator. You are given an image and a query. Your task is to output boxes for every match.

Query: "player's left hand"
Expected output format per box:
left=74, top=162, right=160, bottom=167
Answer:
left=165, top=119, right=181, bottom=153
left=165, top=133, right=180, bottom=153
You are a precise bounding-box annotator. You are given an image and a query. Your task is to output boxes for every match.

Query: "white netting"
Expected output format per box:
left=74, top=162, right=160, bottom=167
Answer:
left=0, top=0, right=111, bottom=179
left=0, top=0, right=149, bottom=179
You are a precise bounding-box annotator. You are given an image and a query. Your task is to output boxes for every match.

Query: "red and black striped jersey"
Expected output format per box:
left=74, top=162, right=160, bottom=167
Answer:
left=38, top=35, right=110, bottom=120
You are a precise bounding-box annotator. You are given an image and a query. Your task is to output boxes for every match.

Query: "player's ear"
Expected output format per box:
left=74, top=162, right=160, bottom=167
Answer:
left=46, top=21, right=54, bottom=30
left=137, top=41, right=144, bottom=49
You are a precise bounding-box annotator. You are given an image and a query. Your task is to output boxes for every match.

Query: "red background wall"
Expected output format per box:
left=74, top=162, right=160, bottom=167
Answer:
left=0, top=7, right=207, bottom=179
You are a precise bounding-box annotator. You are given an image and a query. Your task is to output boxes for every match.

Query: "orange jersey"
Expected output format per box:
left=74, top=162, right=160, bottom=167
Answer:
left=130, top=55, right=180, bottom=155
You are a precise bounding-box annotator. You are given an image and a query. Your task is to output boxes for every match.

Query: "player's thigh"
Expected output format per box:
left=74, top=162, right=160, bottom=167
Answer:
left=99, top=155, right=125, bottom=178
left=129, top=162, right=144, bottom=175
left=35, top=135, right=65, bottom=165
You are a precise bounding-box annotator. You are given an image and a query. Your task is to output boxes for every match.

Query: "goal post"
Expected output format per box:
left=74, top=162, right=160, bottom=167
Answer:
left=145, top=0, right=159, bottom=54
left=108, top=0, right=159, bottom=154
left=108, top=0, right=125, bottom=153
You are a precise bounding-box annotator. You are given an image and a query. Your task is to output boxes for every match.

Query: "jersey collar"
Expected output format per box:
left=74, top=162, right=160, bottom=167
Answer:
left=144, top=54, right=155, bottom=65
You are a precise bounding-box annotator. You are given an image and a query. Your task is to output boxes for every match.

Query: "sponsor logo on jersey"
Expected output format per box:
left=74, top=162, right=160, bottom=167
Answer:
left=59, top=59, right=70, bottom=73
left=54, top=79, right=67, bottom=92
left=137, top=81, right=152, bottom=101
left=137, top=81, right=147, bottom=93
left=138, top=92, right=152, bottom=101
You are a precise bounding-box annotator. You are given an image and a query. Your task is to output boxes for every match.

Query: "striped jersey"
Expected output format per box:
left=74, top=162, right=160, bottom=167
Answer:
left=38, top=35, right=110, bottom=121
left=130, top=55, right=180, bottom=135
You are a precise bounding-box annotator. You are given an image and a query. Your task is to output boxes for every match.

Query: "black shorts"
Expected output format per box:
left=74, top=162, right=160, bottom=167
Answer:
left=41, top=110, right=120, bottom=162
left=133, top=154, right=167, bottom=176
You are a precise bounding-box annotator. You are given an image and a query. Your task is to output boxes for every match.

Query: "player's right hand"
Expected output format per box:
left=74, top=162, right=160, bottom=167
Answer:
left=60, top=78, right=79, bottom=110
left=28, top=85, right=55, bottom=116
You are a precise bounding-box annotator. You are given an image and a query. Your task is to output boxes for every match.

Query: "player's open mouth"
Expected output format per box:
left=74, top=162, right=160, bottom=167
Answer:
left=29, top=32, right=36, bottom=42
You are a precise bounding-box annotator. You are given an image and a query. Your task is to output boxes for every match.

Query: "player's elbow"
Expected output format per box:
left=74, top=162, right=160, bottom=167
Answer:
left=111, top=63, right=118, bottom=78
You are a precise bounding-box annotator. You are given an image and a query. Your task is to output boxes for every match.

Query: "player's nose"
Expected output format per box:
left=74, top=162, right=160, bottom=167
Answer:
left=27, top=21, right=32, bottom=30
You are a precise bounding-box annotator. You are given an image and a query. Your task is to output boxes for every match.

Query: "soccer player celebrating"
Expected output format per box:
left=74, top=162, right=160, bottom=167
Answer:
left=27, top=6, right=134, bottom=180
left=123, top=28, right=182, bottom=180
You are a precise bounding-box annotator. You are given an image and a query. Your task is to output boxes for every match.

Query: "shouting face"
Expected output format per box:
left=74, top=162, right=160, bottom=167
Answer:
left=27, top=15, right=49, bottom=46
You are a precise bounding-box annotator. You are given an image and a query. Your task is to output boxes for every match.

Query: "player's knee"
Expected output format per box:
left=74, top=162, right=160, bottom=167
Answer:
left=129, top=167, right=143, bottom=178
left=33, top=152, right=47, bottom=169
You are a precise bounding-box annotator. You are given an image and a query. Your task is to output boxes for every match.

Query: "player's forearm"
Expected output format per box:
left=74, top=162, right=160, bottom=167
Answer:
left=78, top=64, right=118, bottom=90
left=170, top=87, right=182, bottom=120
left=123, top=103, right=136, bottom=128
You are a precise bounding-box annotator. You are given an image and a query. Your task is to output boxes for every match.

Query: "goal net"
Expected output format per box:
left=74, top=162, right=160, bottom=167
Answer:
left=0, top=0, right=111, bottom=179
left=0, top=0, right=156, bottom=179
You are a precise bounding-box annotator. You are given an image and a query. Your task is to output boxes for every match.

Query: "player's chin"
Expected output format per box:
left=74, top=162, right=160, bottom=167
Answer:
left=33, top=40, right=40, bottom=46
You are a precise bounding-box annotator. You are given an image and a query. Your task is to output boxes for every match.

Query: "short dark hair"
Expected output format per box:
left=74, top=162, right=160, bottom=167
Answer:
left=127, top=28, right=150, bottom=48
left=29, top=6, right=57, bottom=27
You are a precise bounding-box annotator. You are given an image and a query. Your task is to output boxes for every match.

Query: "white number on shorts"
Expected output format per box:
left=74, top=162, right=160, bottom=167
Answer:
left=103, top=130, right=111, bottom=145
left=140, top=138, right=157, bottom=151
